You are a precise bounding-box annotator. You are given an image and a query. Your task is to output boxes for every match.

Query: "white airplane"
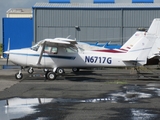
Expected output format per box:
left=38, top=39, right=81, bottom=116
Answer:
left=4, top=18, right=160, bottom=80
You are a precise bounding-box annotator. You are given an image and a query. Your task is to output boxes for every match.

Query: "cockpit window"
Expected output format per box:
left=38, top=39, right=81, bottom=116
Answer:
left=63, top=45, right=78, bottom=53
left=44, top=46, right=51, bottom=53
left=51, top=47, right=58, bottom=54
left=44, top=46, right=58, bottom=54
left=30, top=41, right=42, bottom=51
left=30, top=44, right=39, bottom=51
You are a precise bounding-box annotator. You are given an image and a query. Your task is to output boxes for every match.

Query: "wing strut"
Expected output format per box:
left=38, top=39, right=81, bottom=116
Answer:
left=37, top=41, right=46, bottom=65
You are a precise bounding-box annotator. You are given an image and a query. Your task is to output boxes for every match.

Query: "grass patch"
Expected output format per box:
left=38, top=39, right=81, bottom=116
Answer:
left=0, top=43, right=2, bottom=55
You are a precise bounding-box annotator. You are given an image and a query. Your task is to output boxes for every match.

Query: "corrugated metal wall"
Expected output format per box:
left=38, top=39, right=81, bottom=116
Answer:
left=123, top=9, right=160, bottom=43
left=34, top=8, right=160, bottom=44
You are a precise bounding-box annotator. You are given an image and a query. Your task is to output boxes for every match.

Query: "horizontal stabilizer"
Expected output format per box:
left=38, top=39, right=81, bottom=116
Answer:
left=123, top=60, right=146, bottom=62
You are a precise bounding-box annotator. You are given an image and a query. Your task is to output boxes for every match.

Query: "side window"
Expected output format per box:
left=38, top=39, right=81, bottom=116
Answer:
left=64, top=45, right=78, bottom=53
left=51, top=47, right=58, bottom=54
left=44, top=46, right=51, bottom=53
left=44, top=46, right=58, bottom=54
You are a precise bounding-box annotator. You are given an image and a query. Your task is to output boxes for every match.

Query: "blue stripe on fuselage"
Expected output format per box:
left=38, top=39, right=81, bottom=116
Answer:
left=10, top=53, right=76, bottom=60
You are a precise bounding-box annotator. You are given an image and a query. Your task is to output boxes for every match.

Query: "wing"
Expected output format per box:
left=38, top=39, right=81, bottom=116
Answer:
left=44, top=38, right=77, bottom=45
left=37, top=38, right=77, bottom=65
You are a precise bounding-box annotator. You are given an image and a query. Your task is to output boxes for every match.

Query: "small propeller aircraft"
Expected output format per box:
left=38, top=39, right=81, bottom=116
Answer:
left=4, top=18, right=160, bottom=80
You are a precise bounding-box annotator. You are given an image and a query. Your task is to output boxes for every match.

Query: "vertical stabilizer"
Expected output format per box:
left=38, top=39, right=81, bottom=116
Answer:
left=120, top=31, right=145, bottom=51
left=147, top=19, right=160, bottom=59
left=123, top=18, right=160, bottom=65
left=147, top=18, right=160, bottom=36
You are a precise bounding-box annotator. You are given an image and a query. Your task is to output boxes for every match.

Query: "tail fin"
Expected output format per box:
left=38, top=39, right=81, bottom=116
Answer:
left=147, top=18, right=160, bottom=36
left=123, top=18, right=160, bottom=65
left=120, top=31, right=145, bottom=51
left=147, top=19, right=160, bottom=59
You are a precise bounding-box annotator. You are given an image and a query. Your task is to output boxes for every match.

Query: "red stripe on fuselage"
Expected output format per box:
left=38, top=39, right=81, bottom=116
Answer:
left=93, top=49, right=126, bottom=53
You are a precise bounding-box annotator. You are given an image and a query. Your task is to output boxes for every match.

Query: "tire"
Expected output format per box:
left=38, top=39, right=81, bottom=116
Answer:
left=47, top=72, right=56, bottom=80
left=45, top=71, right=49, bottom=79
left=15, top=73, right=23, bottom=80
left=57, top=68, right=64, bottom=74
left=72, top=68, right=79, bottom=72
left=28, top=68, right=34, bottom=74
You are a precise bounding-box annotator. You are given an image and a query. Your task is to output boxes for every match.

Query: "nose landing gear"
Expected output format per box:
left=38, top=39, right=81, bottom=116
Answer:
left=15, top=68, right=23, bottom=80
left=15, top=72, right=23, bottom=80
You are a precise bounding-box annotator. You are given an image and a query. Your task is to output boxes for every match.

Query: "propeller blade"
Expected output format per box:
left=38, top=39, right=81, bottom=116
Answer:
left=6, top=38, right=10, bottom=65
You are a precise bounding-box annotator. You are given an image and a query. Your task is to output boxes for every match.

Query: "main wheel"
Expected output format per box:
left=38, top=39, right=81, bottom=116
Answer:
left=45, top=71, right=49, bottom=79
left=15, top=73, right=23, bottom=80
left=28, top=68, right=34, bottom=74
left=57, top=68, right=64, bottom=74
left=72, top=68, right=79, bottom=72
left=47, top=72, right=56, bottom=80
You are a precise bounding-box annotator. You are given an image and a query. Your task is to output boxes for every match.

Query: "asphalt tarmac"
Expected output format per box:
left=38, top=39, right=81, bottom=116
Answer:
left=0, top=59, right=160, bottom=120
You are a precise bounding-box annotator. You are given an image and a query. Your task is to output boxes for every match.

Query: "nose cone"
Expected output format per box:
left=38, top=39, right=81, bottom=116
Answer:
left=8, top=49, right=29, bottom=66
left=3, top=51, right=9, bottom=54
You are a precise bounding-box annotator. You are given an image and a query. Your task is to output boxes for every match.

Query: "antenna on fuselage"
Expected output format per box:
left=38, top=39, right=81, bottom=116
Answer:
left=66, top=35, right=71, bottom=39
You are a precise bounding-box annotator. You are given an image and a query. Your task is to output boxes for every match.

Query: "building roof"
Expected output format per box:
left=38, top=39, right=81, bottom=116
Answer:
left=6, top=8, right=32, bottom=14
left=33, top=2, right=160, bottom=9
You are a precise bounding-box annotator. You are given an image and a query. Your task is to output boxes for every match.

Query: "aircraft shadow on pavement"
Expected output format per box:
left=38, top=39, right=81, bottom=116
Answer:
left=19, top=70, right=160, bottom=82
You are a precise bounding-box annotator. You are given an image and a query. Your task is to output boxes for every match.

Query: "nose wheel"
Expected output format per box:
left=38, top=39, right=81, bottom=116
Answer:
left=15, top=72, right=23, bottom=80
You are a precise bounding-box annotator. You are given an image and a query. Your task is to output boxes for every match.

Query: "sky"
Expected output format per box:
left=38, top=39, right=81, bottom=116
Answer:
left=0, top=0, right=48, bottom=43
left=0, top=0, right=92, bottom=44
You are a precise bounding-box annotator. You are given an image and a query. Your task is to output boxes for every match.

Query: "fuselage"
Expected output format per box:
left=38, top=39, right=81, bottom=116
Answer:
left=7, top=44, right=138, bottom=69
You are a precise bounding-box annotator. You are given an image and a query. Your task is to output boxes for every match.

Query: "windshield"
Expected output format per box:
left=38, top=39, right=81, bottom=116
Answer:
left=30, top=41, right=43, bottom=51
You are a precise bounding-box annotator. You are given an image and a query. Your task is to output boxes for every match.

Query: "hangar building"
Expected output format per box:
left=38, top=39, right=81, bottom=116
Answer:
left=33, top=0, right=160, bottom=45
